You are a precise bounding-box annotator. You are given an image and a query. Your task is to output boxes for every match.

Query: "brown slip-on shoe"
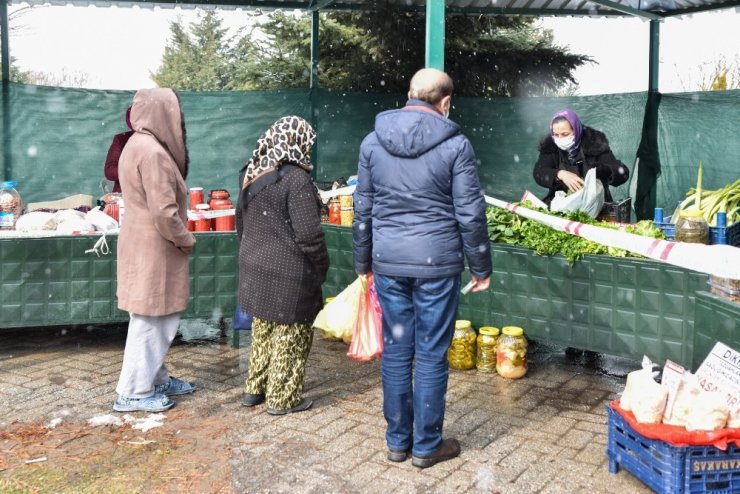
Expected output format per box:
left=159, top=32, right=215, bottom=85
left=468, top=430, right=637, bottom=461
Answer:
left=411, top=438, right=461, bottom=468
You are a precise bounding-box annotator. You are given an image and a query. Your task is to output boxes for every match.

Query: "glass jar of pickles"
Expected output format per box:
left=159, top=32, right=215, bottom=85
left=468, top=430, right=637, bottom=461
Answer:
left=675, top=209, right=709, bottom=244
left=496, top=326, right=528, bottom=379
left=448, top=320, right=476, bottom=370
left=476, top=326, right=500, bottom=373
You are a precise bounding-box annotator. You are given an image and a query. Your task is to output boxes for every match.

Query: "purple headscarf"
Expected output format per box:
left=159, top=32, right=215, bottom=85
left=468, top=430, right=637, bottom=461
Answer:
left=550, top=109, right=583, bottom=149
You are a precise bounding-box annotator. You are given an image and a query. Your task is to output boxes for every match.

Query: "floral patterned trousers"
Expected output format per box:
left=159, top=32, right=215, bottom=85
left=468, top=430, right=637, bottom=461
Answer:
left=244, top=317, right=314, bottom=410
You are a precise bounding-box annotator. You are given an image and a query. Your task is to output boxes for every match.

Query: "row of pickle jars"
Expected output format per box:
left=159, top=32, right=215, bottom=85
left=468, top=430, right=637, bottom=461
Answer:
left=448, top=321, right=528, bottom=379
left=188, top=187, right=236, bottom=232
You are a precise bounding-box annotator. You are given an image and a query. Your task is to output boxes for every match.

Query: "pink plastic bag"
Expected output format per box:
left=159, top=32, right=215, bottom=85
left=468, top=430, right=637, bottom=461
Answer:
left=347, top=275, right=383, bottom=362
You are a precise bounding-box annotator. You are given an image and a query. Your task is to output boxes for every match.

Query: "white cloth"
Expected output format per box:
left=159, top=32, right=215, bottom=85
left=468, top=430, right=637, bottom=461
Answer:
left=116, top=313, right=180, bottom=398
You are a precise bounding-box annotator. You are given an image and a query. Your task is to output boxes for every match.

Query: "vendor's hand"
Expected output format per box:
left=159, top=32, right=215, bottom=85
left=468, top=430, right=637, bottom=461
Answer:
left=557, top=170, right=585, bottom=193
left=471, top=275, right=490, bottom=292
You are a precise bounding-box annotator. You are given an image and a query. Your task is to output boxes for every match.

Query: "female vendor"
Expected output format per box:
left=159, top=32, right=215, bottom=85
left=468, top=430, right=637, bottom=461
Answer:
left=533, top=109, right=629, bottom=205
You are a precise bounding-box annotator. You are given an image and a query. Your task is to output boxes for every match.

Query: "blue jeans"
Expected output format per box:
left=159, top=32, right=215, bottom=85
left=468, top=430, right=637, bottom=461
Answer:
left=373, top=273, right=460, bottom=457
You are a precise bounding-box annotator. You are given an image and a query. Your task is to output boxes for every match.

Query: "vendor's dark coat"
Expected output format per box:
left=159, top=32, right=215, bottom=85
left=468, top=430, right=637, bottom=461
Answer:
left=236, top=166, right=330, bottom=325
left=533, top=126, right=630, bottom=205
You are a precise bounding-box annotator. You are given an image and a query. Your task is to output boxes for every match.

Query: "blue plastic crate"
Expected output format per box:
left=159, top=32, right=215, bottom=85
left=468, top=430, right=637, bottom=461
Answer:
left=606, top=405, right=740, bottom=493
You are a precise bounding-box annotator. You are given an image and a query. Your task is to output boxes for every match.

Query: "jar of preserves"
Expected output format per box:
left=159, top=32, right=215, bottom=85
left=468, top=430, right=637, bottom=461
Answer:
left=0, top=181, right=23, bottom=230
left=675, top=209, right=709, bottom=244
left=194, top=203, right=212, bottom=232
left=208, top=189, right=235, bottom=231
left=328, top=198, right=341, bottom=225
left=496, top=326, right=528, bottom=379
left=189, top=187, right=205, bottom=210
left=448, top=320, right=476, bottom=370
left=476, top=326, right=500, bottom=373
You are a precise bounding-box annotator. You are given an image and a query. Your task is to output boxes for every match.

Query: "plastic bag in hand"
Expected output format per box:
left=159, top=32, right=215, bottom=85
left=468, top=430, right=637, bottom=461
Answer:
left=347, top=275, right=383, bottom=362
left=313, top=277, right=363, bottom=341
left=550, top=168, right=605, bottom=218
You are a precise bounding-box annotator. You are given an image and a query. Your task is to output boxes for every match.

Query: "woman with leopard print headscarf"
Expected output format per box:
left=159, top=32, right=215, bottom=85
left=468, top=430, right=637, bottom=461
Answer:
left=236, top=116, right=330, bottom=415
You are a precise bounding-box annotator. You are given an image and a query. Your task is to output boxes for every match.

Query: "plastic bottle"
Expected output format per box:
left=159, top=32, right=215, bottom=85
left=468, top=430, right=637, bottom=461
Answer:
left=0, top=181, right=22, bottom=230
left=448, top=320, right=477, bottom=370
left=476, top=326, right=500, bottom=373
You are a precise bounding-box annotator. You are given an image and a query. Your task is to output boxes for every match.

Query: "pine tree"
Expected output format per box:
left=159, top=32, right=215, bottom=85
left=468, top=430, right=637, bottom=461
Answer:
left=153, top=8, right=590, bottom=96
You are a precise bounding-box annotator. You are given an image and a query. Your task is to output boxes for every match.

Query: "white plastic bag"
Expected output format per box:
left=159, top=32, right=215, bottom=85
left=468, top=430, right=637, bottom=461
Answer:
left=620, top=356, right=667, bottom=424
left=86, top=208, right=119, bottom=232
left=550, top=168, right=605, bottom=218
left=15, top=212, right=57, bottom=231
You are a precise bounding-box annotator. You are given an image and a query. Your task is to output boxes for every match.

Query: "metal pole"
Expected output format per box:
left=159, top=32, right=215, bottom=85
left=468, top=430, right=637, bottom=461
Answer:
left=634, top=19, right=662, bottom=220
left=425, top=0, right=445, bottom=69
left=648, top=19, right=659, bottom=92
left=309, top=10, right=319, bottom=179
left=310, top=10, right=319, bottom=89
left=1, top=2, right=11, bottom=180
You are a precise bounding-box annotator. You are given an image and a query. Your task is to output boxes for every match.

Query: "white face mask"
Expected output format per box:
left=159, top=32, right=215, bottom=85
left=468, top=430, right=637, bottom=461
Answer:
left=553, top=135, right=575, bottom=151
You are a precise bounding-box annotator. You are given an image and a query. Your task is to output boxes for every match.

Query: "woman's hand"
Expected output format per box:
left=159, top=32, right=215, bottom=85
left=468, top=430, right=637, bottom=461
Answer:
left=557, top=170, right=585, bottom=193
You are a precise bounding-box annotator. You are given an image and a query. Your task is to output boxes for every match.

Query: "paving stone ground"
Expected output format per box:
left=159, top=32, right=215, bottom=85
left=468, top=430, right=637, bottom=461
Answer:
left=0, top=323, right=652, bottom=493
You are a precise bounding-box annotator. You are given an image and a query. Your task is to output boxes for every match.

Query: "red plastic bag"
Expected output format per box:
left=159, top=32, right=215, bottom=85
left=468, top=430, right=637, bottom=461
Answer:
left=611, top=401, right=740, bottom=450
left=347, top=275, right=383, bottom=362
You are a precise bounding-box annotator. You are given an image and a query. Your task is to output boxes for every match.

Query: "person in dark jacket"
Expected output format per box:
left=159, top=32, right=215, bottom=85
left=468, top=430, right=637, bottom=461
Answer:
left=353, top=68, right=492, bottom=468
left=104, top=107, right=134, bottom=193
left=237, top=116, right=330, bottom=416
left=533, top=109, right=629, bottom=205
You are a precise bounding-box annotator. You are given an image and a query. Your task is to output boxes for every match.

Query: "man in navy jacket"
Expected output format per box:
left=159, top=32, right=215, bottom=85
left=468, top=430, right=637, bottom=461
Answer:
left=353, top=68, right=492, bottom=469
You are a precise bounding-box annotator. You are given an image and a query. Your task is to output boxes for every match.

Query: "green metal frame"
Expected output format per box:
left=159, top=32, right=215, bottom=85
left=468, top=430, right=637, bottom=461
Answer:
left=425, top=0, right=445, bottom=70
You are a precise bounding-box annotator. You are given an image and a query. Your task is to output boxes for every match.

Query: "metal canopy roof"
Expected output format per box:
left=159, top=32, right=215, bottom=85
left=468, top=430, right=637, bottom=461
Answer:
left=9, top=0, right=740, bottom=19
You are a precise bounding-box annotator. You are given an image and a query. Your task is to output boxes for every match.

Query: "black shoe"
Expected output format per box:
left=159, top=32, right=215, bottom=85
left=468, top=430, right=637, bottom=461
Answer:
left=387, top=447, right=411, bottom=462
left=411, top=439, right=461, bottom=469
left=266, top=398, right=313, bottom=416
left=242, top=393, right=265, bottom=407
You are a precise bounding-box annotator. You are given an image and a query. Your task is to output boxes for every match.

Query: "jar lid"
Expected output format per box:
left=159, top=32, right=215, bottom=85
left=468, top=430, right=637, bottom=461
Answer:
left=189, top=187, right=204, bottom=191
left=1, top=180, right=18, bottom=188
left=195, top=204, right=210, bottom=210
left=455, top=320, right=472, bottom=329
left=502, top=326, right=524, bottom=336
left=680, top=209, right=704, bottom=219
left=479, top=326, right=500, bottom=336
left=210, top=189, right=229, bottom=197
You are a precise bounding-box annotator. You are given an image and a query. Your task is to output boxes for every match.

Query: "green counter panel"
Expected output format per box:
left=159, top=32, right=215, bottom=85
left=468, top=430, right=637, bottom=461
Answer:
left=1, top=226, right=726, bottom=370
left=322, top=225, right=710, bottom=367
left=0, top=233, right=238, bottom=328
left=455, top=244, right=707, bottom=365
left=692, top=291, right=740, bottom=371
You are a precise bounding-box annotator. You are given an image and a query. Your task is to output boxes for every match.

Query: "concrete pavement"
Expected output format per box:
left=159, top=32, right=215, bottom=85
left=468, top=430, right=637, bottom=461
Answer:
left=0, top=323, right=651, bottom=493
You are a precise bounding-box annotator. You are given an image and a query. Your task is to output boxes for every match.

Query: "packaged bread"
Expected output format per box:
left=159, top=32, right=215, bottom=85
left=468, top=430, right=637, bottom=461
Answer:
left=620, top=357, right=667, bottom=423
left=686, top=391, right=729, bottom=431
left=662, top=372, right=702, bottom=427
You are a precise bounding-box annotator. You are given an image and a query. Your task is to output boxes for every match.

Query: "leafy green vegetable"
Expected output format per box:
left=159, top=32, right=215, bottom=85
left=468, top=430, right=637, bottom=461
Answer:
left=486, top=204, right=665, bottom=265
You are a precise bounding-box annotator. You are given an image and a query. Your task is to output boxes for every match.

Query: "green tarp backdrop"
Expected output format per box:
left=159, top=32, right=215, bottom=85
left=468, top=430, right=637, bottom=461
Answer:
left=0, top=83, right=738, bottom=216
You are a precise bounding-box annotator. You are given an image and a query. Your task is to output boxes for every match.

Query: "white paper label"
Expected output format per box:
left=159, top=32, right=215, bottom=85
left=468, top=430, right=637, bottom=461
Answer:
left=696, top=342, right=740, bottom=411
